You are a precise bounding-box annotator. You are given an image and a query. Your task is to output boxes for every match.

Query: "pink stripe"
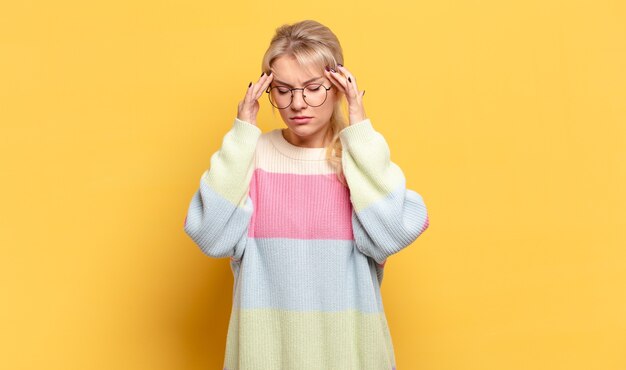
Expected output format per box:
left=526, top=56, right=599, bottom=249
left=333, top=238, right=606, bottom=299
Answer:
left=248, top=168, right=354, bottom=240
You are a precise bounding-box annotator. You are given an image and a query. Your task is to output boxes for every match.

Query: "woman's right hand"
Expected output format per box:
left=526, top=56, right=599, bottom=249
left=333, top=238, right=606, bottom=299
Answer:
left=237, top=72, right=274, bottom=126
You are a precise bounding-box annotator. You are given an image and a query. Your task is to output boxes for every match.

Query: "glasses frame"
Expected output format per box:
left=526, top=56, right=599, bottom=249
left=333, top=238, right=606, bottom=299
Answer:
left=265, top=83, right=333, bottom=109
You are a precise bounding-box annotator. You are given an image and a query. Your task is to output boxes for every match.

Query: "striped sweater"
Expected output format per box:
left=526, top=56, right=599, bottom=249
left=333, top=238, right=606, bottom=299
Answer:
left=183, top=117, right=429, bottom=370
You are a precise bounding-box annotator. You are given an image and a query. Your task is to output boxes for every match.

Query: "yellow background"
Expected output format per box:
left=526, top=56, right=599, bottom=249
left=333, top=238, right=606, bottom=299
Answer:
left=1, top=0, right=624, bottom=369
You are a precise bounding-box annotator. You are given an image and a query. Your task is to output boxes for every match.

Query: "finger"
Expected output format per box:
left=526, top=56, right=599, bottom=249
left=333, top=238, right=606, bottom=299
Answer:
left=246, top=72, right=270, bottom=103
left=328, top=69, right=357, bottom=99
left=252, top=72, right=270, bottom=94
left=244, top=80, right=254, bottom=104
left=326, top=71, right=348, bottom=97
left=336, top=65, right=358, bottom=95
left=336, top=65, right=354, bottom=82
left=249, top=74, right=265, bottom=99
left=325, top=69, right=348, bottom=94
left=254, top=73, right=273, bottom=101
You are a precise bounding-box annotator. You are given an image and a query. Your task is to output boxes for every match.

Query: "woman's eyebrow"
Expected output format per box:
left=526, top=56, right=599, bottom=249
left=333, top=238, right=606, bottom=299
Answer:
left=273, top=76, right=323, bottom=87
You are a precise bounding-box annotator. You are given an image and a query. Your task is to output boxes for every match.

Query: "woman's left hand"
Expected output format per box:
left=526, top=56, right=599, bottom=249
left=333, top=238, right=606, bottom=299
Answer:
left=324, top=65, right=367, bottom=125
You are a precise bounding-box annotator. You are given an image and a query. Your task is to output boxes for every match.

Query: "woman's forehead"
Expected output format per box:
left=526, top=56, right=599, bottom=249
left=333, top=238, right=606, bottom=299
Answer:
left=270, top=56, right=324, bottom=82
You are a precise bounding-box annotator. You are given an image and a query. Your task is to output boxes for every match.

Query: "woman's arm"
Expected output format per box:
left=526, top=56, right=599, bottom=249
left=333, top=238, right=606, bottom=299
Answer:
left=183, top=118, right=261, bottom=260
left=339, top=119, right=429, bottom=265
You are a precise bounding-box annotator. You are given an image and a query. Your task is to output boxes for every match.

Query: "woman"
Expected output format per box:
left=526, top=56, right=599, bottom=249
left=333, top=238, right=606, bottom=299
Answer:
left=184, top=19, right=429, bottom=370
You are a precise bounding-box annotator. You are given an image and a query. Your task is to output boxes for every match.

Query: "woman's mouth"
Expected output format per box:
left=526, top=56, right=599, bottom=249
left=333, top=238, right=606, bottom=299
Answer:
left=291, top=116, right=312, bottom=124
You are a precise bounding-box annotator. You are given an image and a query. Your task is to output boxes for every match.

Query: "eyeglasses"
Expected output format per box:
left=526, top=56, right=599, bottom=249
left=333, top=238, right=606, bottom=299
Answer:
left=265, top=83, right=332, bottom=109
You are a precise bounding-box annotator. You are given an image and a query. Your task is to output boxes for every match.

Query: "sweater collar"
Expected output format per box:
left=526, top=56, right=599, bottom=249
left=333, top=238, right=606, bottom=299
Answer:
left=269, top=129, right=328, bottom=161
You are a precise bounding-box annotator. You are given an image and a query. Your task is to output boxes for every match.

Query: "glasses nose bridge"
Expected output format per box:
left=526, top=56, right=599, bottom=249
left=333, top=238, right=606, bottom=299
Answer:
left=290, top=87, right=308, bottom=106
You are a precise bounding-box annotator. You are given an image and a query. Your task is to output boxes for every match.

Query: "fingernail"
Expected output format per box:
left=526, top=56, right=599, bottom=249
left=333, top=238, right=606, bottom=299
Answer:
left=325, top=66, right=330, bottom=72
left=331, top=69, right=336, bottom=73
left=260, top=72, right=265, bottom=77
left=248, top=82, right=252, bottom=87
left=337, top=63, right=343, bottom=67
left=348, top=77, right=352, bottom=82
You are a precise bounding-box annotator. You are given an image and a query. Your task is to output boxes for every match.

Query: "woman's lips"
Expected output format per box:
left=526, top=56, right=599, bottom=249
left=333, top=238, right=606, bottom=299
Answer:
left=291, top=116, right=312, bottom=124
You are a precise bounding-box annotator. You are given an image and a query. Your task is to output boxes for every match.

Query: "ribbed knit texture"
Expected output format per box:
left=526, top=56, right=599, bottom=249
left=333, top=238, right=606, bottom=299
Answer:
left=184, top=117, right=429, bottom=370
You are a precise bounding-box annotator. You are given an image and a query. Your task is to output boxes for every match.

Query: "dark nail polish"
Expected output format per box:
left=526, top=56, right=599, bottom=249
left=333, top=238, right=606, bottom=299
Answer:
left=261, top=72, right=264, bottom=77
left=325, top=66, right=330, bottom=72
left=348, top=77, right=352, bottom=82
left=248, top=82, right=252, bottom=87
left=331, top=69, right=336, bottom=73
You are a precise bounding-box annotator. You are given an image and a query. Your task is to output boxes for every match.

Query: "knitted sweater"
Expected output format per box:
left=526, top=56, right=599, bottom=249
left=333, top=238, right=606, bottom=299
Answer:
left=183, top=117, right=429, bottom=370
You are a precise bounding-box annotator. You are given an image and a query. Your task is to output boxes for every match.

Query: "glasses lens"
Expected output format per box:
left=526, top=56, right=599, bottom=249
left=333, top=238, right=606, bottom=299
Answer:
left=303, top=84, right=327, bottom=107
left=269, top=86, right=292, bottom=109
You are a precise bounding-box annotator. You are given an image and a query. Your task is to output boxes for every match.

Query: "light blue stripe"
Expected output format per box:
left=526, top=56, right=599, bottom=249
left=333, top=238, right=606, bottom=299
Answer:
left=231, top=238, right=385, bottom=313
left=352, top=182, right=429, bottom=264
left=184, top=179, right=252, bottom=260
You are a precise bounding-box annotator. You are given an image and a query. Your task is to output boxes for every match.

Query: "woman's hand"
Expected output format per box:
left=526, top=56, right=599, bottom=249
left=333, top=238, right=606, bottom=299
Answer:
left=324, top=65, right=367, bottom=125
left=237, top=72, right=274, bottom=126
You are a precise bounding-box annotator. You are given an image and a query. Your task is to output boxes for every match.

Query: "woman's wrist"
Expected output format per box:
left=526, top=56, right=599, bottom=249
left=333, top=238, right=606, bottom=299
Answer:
left=348, top=107, right=367, bottom=125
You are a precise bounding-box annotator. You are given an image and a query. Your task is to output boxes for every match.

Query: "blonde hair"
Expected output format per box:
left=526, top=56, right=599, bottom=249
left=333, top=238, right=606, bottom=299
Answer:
left=261, top=19, right=348, bottom=186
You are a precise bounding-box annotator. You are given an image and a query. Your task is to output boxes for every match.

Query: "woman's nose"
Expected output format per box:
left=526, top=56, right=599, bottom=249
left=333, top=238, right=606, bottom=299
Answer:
left=291, top=90, right=307, bottom=109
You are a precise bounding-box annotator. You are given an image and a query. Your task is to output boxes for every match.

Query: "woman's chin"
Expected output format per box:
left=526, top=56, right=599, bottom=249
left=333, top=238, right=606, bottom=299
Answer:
left=286, top=124, right=311, bottom=135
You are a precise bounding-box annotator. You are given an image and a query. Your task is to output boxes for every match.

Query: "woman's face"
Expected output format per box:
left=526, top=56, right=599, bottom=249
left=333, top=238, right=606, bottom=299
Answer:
left=269, top=55, right=338, bottom=146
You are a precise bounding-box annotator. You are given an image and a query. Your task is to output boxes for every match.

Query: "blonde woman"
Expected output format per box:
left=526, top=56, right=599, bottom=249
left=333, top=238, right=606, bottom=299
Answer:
left=183, top=19, right=429, bottom=370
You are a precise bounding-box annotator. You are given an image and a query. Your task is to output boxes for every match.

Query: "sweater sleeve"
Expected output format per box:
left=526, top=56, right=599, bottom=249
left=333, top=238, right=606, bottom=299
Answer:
left=338, top=118, right=429, bottom=266
left=183, top=117, right=261, bottom=260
